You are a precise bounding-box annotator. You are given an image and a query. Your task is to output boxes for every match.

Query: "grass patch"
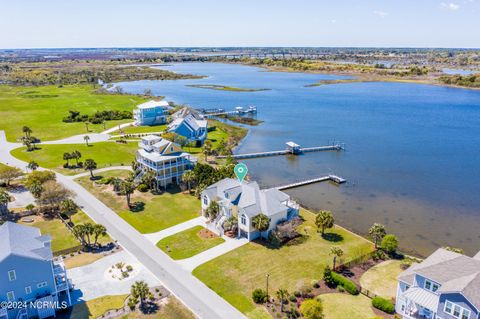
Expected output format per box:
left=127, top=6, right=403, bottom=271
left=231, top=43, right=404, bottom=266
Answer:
left=157, top=226, right=225, bottom=259
left=192, top=209, right=374, bottom=318
left=187, top=84, right=269, bottom=92
left=67, top=294, right=128, bottom=319
left=75, top=170, right=200, bottom=233
left=63, top=252, right=105, bottom=269
left=118, top=124, right=168, bottom=135
left=320, top=293, right=376, bottom=319
left=0, top=85, right=147, bottom=142
left=18, top=216, right=79, bottom=252
left=359, top=259, right=403, bottom=299
left=11, top=141, right=138, bottom=175
left=120, top=296, right=196, bottom=319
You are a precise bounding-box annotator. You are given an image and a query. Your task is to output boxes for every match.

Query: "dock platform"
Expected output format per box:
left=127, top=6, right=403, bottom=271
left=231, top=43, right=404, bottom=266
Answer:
left=275, top=174, right=347, bottom=190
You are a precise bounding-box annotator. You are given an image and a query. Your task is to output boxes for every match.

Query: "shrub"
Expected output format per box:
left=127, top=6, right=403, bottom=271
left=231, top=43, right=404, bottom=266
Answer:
left=137, top=184, right=149, bottom=192
left=252, top=288, right=267, bottom=304
left=289, top=295, right=297, bottom=302
left=299, top=297, right=324, bottom=319
left=338, top=286, right=345, bottom=293
left=372, top=296, right=395, bottom=314
left=311, top=280, right=320, bottom=288
left=381, top=234, right=399, bottom=254
left=293, top=291, right=301, bottom=297
left=323, top=266, right=359, bottom=295
left=372, top=249, right=386, bottom=261
left=126, top=265, right=133, bottom=272
left=323, top=266, right=335, bottom=287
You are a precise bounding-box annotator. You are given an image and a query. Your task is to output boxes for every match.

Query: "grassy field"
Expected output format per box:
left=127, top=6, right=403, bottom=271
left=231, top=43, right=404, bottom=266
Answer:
left=0, top=85, right=147, bottom=142
left=11, top=141, right=138, bottom=175
left=187, top=84, right=269, bottom=92
left=116, top=124, right=167, bottom=135
left=192, top=209, right=374, bottom=318
left=19, top=216, right=80, bottom=252
left=321, top=293, right=377, bottom=319
left=120, top=297, right=196, bottom=319
left=75, top=170, right=200, bottom=233
left=359, top=259, right=403, bottom=299
left=67, top=294, right=128, bottom=319
left=157, top=226, right=225, bottom=260
left=64, top=252, right=106, bottom=269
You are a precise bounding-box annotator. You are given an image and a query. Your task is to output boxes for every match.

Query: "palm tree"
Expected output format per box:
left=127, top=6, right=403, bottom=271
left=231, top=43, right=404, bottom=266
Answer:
left=60, top=199, right=78, bottom=223
left=84, top=121, right=90, bottom=132
left=84, top=159, right=97, bottom=179
left=83, top=135, right=91, bottom=146
left=0, top=189, right=11, bottom=214
left=121, top=180, right=136, bottom=207
left=276, top=288, right=289, bottom=312
left=202, top=140, right=212, bottom=161
left=252, top=213, right=270, bottom=234
left=27, top=161, right=39, bottom=171
left=83, top=223, right=94, bottom=246
left=72, top=150, right=82, bottom=166
left=330, top=246, right=344, bottom=271
left=93, top=224, right=107, bottom=246
left=131, top=281, right=149, bottom=307
left=73, top=224, right=87, bottom=245
left=21, top=136, right=32, bottom=151
left=182, top=170, right=195, bottom=193
left=369, top=223, right=387, bottom=249
left=63, top=152, right=72, bottom=167
left=315, top=210, right=334, bottom=236
left=22, top=126, right=32, bottom=138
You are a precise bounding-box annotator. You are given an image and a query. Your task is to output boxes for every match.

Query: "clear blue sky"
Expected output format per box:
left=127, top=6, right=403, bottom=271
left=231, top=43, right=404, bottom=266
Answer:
left=0, top=0, right=479, bottom=49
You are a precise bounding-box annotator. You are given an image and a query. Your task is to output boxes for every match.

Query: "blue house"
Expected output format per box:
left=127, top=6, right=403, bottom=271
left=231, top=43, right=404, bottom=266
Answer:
left=0, top=222, right=72, bottom=319
left=133, top=100, right=171, bottom=126
left=396, top=247, right=480, bottom=319
left=167, top=107, right=207, bottom=145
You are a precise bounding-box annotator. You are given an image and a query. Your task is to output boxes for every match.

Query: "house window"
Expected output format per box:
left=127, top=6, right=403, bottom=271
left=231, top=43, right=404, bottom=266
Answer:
left=445, top=301, right=453, bottom=314
left=8, top=270, right=16, bottom=281
left=25, top=286, right=32, bottom=294
left=432, top=283, right=439, bottom=292
left=424, top=280, right=432, bottom=290
left=225, top=192, right=229, bottom=199
left=445, top=300, right=471, bottom=319
left=37, top=281, right=47, bottom=288
left=203, top=196, right=208, bottom=205
left=453, top=305, right=461, bottom=317
left=241, top=214, right=246, bottom=225
left=462, top=309, right=471, bottom=319
left=7, top=291, right=15, bottom=302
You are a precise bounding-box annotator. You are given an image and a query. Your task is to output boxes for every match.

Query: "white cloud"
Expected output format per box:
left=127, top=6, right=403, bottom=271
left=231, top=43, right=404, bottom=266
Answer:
left=373, top=10, right=389, bottom=18
left=331, top=19, right=337, bottom=24
left=440, top=2, right=460, bottom=10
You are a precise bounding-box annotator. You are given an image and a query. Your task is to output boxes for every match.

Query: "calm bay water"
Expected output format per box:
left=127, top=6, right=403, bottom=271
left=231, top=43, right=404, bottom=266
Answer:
left=116, top=63, right=480, bottom=256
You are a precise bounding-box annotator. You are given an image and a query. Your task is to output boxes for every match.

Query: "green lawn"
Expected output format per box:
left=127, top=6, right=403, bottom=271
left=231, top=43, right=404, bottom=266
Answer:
left=11, top=141, right=138, bottom=175
left=120, top=296, right=196, bottom=319
left=71, top=210, right=112, bottom=245
left=157, top=226, right=225, bottom=259
left=0, top=85, right=147, bottom=142
left=192, top=209, right=374, bottom=318
left=321, top=293, right=377, bottom=319
left=67, top=295, right=128, bottom=319
left=360, top=259, right=403, bottom=299
left=19, top=216, right=80, bottom=252
left=118, top=124, right=167, bottom=135
left=75, top=170, right=200, bottom=233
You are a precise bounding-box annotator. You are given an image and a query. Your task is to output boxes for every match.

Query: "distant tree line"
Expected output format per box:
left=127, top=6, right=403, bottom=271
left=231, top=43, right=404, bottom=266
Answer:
left=63, top=109, right=132, bottom=124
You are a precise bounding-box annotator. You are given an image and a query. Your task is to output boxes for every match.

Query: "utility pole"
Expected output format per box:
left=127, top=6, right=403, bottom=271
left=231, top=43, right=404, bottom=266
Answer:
left=266, top=273, right=270, bottom=303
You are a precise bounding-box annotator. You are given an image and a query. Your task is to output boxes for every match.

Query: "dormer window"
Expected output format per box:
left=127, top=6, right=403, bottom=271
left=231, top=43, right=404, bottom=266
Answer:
left=424, top=279, right=439, bottom=292
left=241, top=214, right=246, bottom=225
left=225, top=192, right=229, bottom=199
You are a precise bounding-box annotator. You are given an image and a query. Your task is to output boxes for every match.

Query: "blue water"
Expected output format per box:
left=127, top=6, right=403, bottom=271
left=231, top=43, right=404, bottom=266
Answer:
left=116, top=63, right=480, bottom=256
left=442, top=68, right=478, bottom=76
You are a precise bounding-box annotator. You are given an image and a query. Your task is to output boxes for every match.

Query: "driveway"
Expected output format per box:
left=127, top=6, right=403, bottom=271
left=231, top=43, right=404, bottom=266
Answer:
left=41, top=133, right=110, bottom=145
left=0, top=130, right=247, bottom=319
left=7, top=186, right=35, bottom=208
left=69, top=250, right=160, bottom=301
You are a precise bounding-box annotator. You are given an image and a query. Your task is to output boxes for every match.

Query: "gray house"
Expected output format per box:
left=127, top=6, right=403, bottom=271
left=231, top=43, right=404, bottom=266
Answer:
left=201, top=178, right=299, bottom=240
left=167, top=107, right=208, bottom=146
left=0, top=222, right=71, bottom=319
left=396, top=247, right=480, bottom=319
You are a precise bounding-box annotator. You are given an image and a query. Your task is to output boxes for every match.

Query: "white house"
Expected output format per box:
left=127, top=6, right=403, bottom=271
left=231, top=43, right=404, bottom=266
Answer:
left=133, top=100, right=171, bottom=126
left=201, top=178, right=299, bottom=240
left=136, top=135, right=196, bottom=189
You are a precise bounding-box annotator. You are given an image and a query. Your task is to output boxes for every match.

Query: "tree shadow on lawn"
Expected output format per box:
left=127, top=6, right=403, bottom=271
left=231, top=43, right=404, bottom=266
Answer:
left=129, top=201, right=145, bottom=212
left=322, top=232, right=344, bottom=242
left=139, top=301, right=159, bottom=314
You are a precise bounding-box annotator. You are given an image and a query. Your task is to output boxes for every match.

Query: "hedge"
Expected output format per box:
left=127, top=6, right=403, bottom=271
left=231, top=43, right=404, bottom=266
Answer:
left=331, top=272, right=359, bottom=295
left=372, top=296, right=395, bottom=314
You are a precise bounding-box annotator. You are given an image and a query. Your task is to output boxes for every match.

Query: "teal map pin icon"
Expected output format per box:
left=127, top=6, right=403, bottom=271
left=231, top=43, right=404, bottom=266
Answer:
left=234, top=163, right=248, bottom=182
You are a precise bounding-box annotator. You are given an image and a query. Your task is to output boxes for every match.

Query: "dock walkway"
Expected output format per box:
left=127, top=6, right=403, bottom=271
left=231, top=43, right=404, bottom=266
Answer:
left=217, top=144, right=343, bottom=159
left=275, top=175, right=346, bottom=190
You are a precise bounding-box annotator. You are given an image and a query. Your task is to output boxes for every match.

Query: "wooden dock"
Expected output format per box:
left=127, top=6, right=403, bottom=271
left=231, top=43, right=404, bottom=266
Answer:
left=275, top=175, right=346, bottom=190
left=217, top=143, right=343, bottom=159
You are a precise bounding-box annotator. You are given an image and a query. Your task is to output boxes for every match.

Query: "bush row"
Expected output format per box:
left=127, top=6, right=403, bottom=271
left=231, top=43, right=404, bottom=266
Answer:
left=372, top=296, right=395, bottom=314
left=323, top=266, right=359, bottom=295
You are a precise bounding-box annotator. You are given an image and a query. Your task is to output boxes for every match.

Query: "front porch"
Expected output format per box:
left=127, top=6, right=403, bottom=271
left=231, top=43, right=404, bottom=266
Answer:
left=400, top=287, right=439, bottom=319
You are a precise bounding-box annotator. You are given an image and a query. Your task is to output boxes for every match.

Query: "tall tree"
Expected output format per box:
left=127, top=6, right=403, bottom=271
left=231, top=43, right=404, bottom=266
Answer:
left=0, top=189, right=11, bottom=214
left=330, top=246, right=344, bottom=271
left=131, top=281, right=149, bottom=307
left=83, top=135, right=91, bottom=146
left=252, top=213, right=270, bottom=233
left=369, top=223, right=387, bottom=249
left=93, top=224, right=107, bottom=246
left=0, top=166, right=24, bottom=186
left=315, top=210, right=335, bottom=236
left=202, top=140, right=212, bottom=161
left=72, top=150, right=82, bottom=166
left=60, top=198, right=78, bottom=223
left=37, top=181, right=73, bottom=211
left=121, top=180, right=136, bottom=207
left=22, top=126, right=32, bottom=138
left=84, top=159, right=97, bottom=179
left=182, top=170, right=195, bottom=193
left=63, top=152, right=72, bottom=167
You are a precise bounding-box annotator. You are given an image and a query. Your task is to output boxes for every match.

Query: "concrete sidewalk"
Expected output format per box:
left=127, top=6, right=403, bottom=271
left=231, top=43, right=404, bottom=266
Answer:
left=143, top=217, right=207, bottom=244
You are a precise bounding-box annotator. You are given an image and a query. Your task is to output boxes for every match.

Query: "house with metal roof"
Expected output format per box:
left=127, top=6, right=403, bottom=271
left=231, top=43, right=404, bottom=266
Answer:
left=0, top=222, right=72, bottom=319
left=167, top=107, right=207, bottom=146
left=136, top=135, right=196, bottom=189
left=396, top=247, right=480, bottom=319
left=133, top=100, right=171, bottom=126
left=201, top=178, right=299, bottom=240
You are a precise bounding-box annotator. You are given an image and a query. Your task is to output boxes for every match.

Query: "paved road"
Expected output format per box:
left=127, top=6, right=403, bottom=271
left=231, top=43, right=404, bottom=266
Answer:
left=101, top=121, right=135, bottom=134
left=0, top=131, right=247, bottom=319
left=41, top=133, right=110, bottom=144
